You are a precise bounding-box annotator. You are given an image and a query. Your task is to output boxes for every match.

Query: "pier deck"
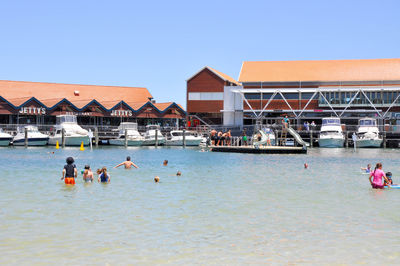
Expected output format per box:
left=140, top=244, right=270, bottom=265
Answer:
left=209, top=145, right=307, bottom=154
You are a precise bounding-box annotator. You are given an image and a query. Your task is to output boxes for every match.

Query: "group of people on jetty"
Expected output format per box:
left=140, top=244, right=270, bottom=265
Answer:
left=210, top=129, right=232, bottom=146
left=62, top=156, right=179, bottom=185
left=361, top=163, right=395, bottom=189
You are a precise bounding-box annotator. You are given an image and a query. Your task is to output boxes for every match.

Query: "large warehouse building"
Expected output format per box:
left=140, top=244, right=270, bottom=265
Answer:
left=0, top=80, right=185, bottom=126
left=187, top=59, right=400, bottom=128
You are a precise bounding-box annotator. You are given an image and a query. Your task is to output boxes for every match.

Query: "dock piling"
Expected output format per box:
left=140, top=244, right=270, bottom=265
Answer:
left=182, top=129, right=186, bottom=147
left=24, top=127, right=28, bottom=147
left=383, top=131, right=387, bottom=148
left=345, top=131, right=349, bottom=148
left=62, top=129, right=66, bottom=148
left=95, top=127, right=99, bottom=148
left=125, top=129, right=128, bottom=148
left=155, top=130, right=158, bottom=147
left=310, top=130, right=313, bottom=148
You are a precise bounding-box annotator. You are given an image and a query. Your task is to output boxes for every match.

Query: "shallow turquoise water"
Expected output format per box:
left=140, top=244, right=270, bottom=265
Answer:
left=0, top=146, right=399, bottom=265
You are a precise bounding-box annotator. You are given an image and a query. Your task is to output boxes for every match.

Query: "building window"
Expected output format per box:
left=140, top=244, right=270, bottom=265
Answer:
left=244, top=93, right=261, bottom=100
left=188, top=92, right=223, bottom=101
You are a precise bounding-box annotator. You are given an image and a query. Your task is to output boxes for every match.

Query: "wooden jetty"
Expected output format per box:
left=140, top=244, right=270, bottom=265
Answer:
left=209, top=145, right=307, bottom=154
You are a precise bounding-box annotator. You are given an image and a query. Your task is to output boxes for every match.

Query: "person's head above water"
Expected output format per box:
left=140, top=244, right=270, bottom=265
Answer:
left=176, top=171, right=182, bottom=176
left=66, top=157, right=74, bottom=165
left=126, top=156, right=131, bottom=161
left=386, top=172, right=392, bottom=178
left=163, top=160, right=168, bottom=166
left=374, top=162, right=383, bottom=172
left=154, top=176, right=160, bottom=183
left=304, top=163, right=309, bottom=169
left=367, top=164, right=371, bottom=168
left=84, top=165, right=90, bottom=170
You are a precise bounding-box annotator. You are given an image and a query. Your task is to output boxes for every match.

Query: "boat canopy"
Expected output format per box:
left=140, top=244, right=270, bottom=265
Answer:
left=322, top=118, right=341, bottom=126
left=18, top=125, right=39, bottom=132
left=359, top=118, right=377, bottom=126
left=119, top=122, right=138, bottom=130
left=171, top=131, right=197, bottom=137
left=56, top=115, right=77, bottom=124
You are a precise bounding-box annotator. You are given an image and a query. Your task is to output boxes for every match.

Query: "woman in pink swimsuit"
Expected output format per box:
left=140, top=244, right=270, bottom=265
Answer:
left=369, top=163, right=391, bottom=189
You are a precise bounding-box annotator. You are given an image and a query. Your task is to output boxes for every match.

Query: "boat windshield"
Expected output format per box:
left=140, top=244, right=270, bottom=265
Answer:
left=322, top=118, right=341, bottom=126
left=57, top=115, right=77, bottom=124
left=119, top=123, right=138, bottom=130
left=359, top=119, right=377, bottom=126
left=18, top=126, right=38, bottom=132
left=146, top=125, right=160, bottom=130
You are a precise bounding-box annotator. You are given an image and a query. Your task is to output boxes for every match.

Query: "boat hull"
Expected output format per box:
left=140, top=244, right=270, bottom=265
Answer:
left=166, top=139, right=202, bottom=146
left=48, top=136, right=90, bottom=146
left=355, top=139, right=382, bottom=148
left=0, top=138, right=12, bottom=146
left=318, top=137, right=344, bottom=148
left=142, top=139, right=166, bottom=146
left=109, top=139, right=143, bottom=146
left=13, top=137, right=49, bottom=146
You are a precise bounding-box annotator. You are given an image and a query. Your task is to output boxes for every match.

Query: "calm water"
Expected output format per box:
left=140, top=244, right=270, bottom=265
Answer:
left=0, top=146, right=399, bottom=265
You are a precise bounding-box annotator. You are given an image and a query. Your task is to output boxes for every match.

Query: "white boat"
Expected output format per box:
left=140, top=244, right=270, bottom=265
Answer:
left=142, top=125, right=166, bottom=146
left=13, top=125, right=49, bottom=146
left=318, top=118, right=345, bottom=148
left=355, top=118, right=382, bottom=148
left=166, top=130, right=203, bottom=146
left=0, top=129, right=13, bottom=146
left=48, top=115, right=90, bottom=146
left=253, top=127, right=276, bottom=146
left=109, top=122, right=144, bottom=146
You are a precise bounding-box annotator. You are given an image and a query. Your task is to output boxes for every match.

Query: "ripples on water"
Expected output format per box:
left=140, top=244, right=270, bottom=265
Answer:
left=0, top=147, right=399, bottom=265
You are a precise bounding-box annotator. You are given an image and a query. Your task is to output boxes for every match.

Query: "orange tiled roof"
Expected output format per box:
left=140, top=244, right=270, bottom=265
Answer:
left=0, top=80, right=153, bottom=107
left=239, top=59, right=400, bottom=83
left=206, top=66, right=240, bottom=85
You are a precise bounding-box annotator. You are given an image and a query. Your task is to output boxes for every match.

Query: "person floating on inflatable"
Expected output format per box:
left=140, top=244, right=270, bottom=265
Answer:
left=369, top=163, right=390, bottom=189
left=385, top=172, right=393, bottom=186
left=61, top=157, right=77, bottom=185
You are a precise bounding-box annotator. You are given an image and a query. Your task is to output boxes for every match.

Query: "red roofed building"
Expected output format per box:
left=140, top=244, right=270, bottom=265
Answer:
left=187, top=59, right=400, bottom=127
left=0, top=80, right=185, bottom=126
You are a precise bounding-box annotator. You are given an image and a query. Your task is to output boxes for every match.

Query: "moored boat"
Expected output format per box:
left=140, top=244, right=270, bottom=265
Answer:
left=142, top=125, right=165, bottom=146
left=355, top=118, right=382, bottom=148
left=109, top=122, right=144, bottom=146
left=0, top=129, right=13, bottom=146
left=166, top=130, right=203, bottom=146
left=48, top=115, right=90, bottom=146
left=13, top=125, right=49, bottom=146
left=318, top=118, right=345, bottom=148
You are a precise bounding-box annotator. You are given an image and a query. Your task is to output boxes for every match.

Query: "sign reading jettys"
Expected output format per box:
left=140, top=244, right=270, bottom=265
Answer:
left=110, top=110, right=133, bottom=117
left=19, top=107, right=46, bottom=115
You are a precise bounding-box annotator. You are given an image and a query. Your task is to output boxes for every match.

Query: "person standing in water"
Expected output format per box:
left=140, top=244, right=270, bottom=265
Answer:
left=98, top=167, right=111, bottom=183
left=114, top=156, right=139, bottom=169
left=62, top=157, right=77, bottom=185
left=82, top=165, right=94, bottom=182
left=369, top=163, right=390, bottom=189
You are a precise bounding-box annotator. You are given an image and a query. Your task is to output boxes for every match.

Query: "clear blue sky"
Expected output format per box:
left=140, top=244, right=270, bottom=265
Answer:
left=0, top=0, right=399, bottom=108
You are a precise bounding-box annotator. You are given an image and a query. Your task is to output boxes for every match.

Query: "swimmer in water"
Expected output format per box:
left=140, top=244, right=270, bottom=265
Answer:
left=154, top=176, right=160, bottom=183
left=98, top=167, right=110, bottom=183
left=176, top=171, right=182, bottom=176
left=304, top=163, right=309, bottom=169
left=361, top=164, right=372, bottom=173
left=82, top=165, right=94, bottom=182
left=385, top=172, right=393, bottom=185
left=114, top=156, right=139, bottom=169
left=163, top=160, right=168, bottom=166
left=61, top=157, right=77, bottom=185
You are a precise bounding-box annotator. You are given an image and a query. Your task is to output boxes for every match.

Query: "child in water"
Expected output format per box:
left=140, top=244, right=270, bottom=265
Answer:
left=98, top=167, right=110, bottom=183
left=361, top=164, right=372, bottom=173
left=385, top=172, right=393, bottom=185
left=369, top=163, right=390, bottom=189
left=62, top=157, right=77, bottom=185
left=82, top=165, right=94, bottom=182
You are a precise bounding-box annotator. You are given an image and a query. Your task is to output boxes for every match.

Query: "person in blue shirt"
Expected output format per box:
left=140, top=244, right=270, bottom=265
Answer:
left=361, top=164, right=372, bottom=173
left=97, top=167, right=110, bottom=183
